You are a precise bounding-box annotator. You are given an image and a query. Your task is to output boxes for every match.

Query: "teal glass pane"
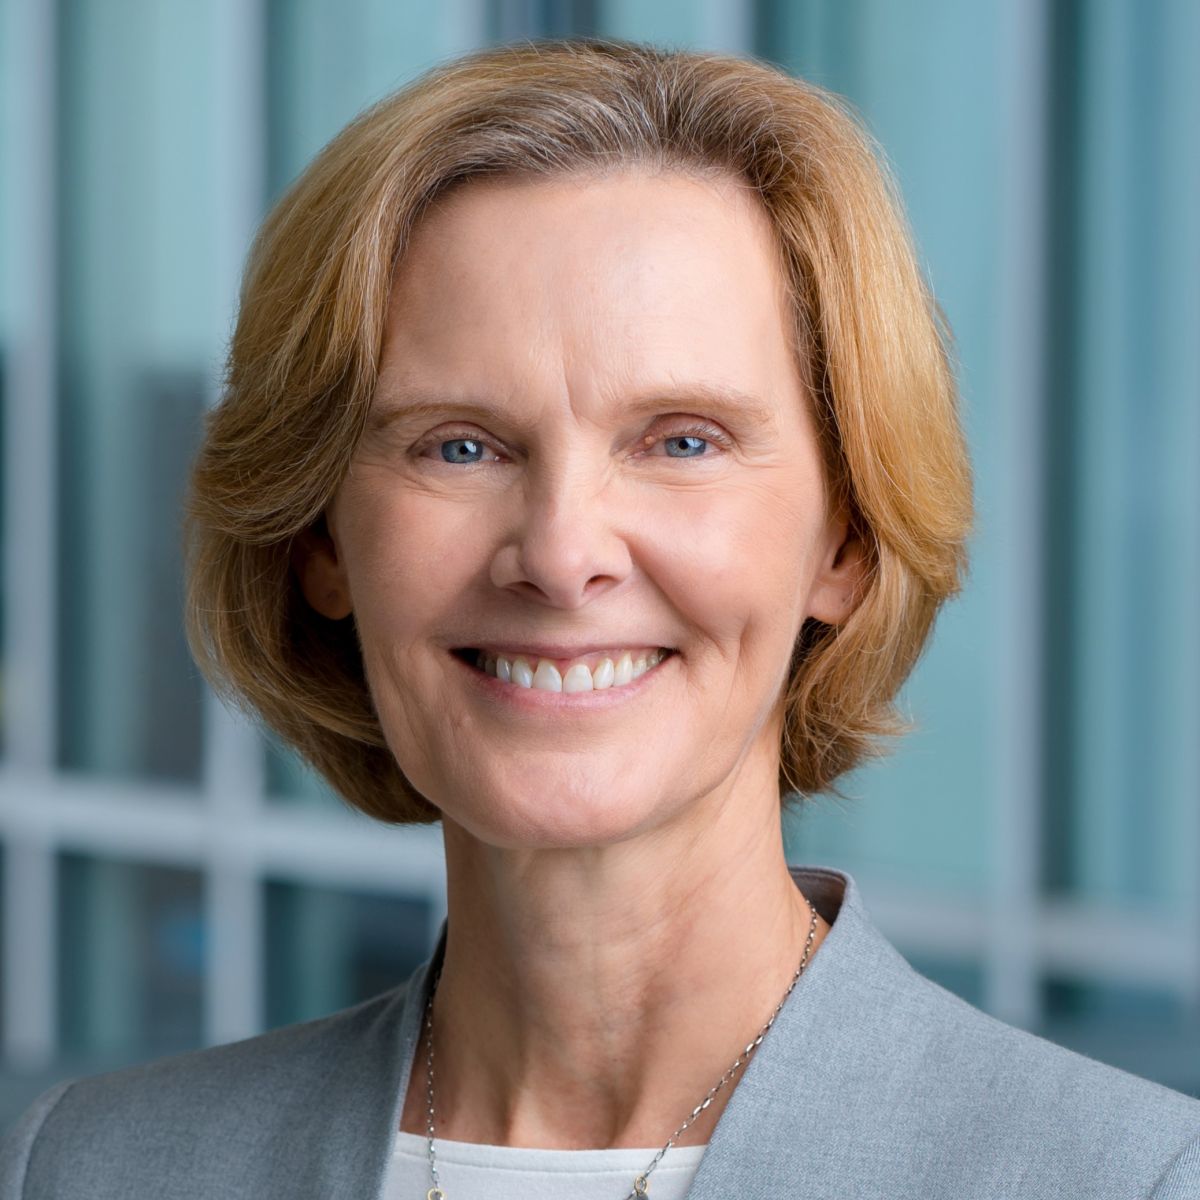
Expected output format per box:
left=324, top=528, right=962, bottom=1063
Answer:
left=265, top=0, right=483, bottom=203
left=264, top=879, right=433, bottom=1028
left=489, top=0, right=599, bottom=41
left=0, top=347, right=6, bottom=729
left=54, top=0, right=216, bottom=785
left=0, top=844, right=5, bottom=1050
left=57, top=853, right=205, bottom=1059
left=264, top=735, right=344, bottom=811
left=599, top=0, right=708, bottom=45
left=1050, top=0, right=1200, bottom=911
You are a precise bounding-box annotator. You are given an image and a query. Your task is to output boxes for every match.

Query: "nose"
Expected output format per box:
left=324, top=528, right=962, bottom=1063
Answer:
left=488, top=462, right=634, bottom=609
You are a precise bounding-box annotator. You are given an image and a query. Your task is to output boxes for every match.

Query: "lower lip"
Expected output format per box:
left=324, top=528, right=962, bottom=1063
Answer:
left=449, top=651, right=676, bottom=712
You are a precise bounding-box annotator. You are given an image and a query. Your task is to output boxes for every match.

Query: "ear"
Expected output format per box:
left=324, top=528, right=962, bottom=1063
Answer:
left=806, top=508, right=871, bottom=626
left=291, top=514, right=353, bottom=620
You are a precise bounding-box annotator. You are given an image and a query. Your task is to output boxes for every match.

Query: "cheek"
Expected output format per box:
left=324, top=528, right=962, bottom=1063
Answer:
left=644, top=479, right=815, bottom=649
left=337, top=486, right=484, bottom=646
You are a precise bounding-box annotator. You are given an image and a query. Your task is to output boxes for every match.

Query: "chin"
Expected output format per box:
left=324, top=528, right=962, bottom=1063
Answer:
left=446, top=774, right=664, bottom=851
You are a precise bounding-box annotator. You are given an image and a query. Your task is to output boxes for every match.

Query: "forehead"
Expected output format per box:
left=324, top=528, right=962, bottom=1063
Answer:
left=378, top=168, right=804, bottom=418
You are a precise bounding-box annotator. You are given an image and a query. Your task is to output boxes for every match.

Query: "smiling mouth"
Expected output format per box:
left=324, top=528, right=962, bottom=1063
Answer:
left=451, top=648, right=676, bottom=693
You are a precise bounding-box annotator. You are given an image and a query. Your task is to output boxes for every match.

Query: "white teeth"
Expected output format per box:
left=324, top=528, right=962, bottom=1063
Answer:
left=532, top=660, right=562, bottom=691
left=591, top=657, right=615, bottom=690
left=476, top=648, right=669, bottom=693
left=613, top=652, right=634, bottom=687
left=562, top=664, right=593, bottom=693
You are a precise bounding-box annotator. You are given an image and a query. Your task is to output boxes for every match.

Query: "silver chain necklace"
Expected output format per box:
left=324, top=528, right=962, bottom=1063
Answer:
left=420, top=897, right=819, bottom=1200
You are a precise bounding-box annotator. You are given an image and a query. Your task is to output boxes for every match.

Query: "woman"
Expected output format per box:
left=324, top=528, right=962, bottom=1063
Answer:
left=4, top=36, right=1198, bottom=1200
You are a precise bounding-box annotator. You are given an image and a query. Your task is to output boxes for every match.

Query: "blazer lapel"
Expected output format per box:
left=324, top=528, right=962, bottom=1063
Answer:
left=356, top=918, right=450, bottom=1199
left=684, top=865, right=917, bottom=1199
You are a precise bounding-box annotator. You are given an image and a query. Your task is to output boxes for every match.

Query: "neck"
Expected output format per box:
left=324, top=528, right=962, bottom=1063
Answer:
left=400, top=778, right=830, bottom=1150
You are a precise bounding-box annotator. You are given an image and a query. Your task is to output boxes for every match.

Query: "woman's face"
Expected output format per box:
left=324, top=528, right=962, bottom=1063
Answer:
left=300, top=169, right=864, bottom=848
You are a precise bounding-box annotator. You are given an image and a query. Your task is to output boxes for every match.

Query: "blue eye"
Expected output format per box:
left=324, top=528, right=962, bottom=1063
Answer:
left=435, top=437, right=498, bottom=465
left=645, top=421, right=730, bottom=459
left=662, top=434, right=709, bottom=458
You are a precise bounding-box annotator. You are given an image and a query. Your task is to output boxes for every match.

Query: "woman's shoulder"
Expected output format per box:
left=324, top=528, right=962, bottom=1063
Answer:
left=890, top=968, right=1200, bottom=1194
left=905, top=960, right=1200, bottom=1122
left=808, top=865, right=1200, bottom=1116
left=767, top=866, right=1200, bottom=1196
left=0, top=979, right=417, bottom=1200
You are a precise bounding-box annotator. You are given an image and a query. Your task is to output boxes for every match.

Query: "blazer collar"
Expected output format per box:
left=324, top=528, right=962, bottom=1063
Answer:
left=370, top=864, right=899, bottom=1198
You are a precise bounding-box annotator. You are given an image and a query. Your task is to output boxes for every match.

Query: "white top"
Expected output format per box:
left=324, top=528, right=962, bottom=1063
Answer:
left=385, top=1129, right=709, bottom=1199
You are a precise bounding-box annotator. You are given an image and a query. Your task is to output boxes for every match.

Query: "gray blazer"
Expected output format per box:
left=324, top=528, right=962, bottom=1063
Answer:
left=3, top=864, right=1199, bottom=1198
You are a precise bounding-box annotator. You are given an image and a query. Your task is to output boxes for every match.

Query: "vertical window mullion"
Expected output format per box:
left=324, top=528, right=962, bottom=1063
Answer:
left=983, top=0, right=1052, bottom=1030
left=1, top=0, right=62, bottom=1069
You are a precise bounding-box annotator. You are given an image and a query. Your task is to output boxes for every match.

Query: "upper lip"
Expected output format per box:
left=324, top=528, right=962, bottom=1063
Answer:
left=455, top=642, right=674, bottom=659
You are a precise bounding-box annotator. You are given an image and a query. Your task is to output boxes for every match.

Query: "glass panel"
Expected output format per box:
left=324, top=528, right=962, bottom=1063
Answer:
left=265, top=0, right=483, bottom=204
left=1053, top=0, right=1200, bottom=910
left=490, top=0, right=598, bottom=41
left=57, top=853, right=204, bottom=1059
left=264, top=735, right=345, bottom=811
left=264, top=879, right=433, bottom=1029
left=0, top=344, right=6, bottom=713
left=599, top=0, right=726, bottom=46
left=0, top=2, right=8, bottom=743
left=54, top=1, right=215, bottom=785
left=0, top=842, right=5, bottom=1051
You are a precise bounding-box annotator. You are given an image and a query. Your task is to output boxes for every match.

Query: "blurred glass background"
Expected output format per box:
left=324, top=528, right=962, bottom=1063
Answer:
left=1, top=0, right=1198, bottom=1132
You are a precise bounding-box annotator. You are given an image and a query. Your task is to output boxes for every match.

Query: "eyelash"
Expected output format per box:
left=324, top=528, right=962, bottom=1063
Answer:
left=414, top=422, right=732, bottom=466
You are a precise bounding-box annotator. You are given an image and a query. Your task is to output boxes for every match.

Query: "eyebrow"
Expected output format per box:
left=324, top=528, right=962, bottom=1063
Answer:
left=368, top=382, right=779, bottom=436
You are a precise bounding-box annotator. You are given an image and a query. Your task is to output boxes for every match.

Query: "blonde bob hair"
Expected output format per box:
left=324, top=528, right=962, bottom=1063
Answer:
left=184, top=37, right=973, bottom=824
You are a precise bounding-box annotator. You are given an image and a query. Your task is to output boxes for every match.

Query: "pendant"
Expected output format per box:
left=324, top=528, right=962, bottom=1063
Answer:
left=427, top=1189, right=446, bottom=1200
left=634, top=1173, right=650, bottom=1196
